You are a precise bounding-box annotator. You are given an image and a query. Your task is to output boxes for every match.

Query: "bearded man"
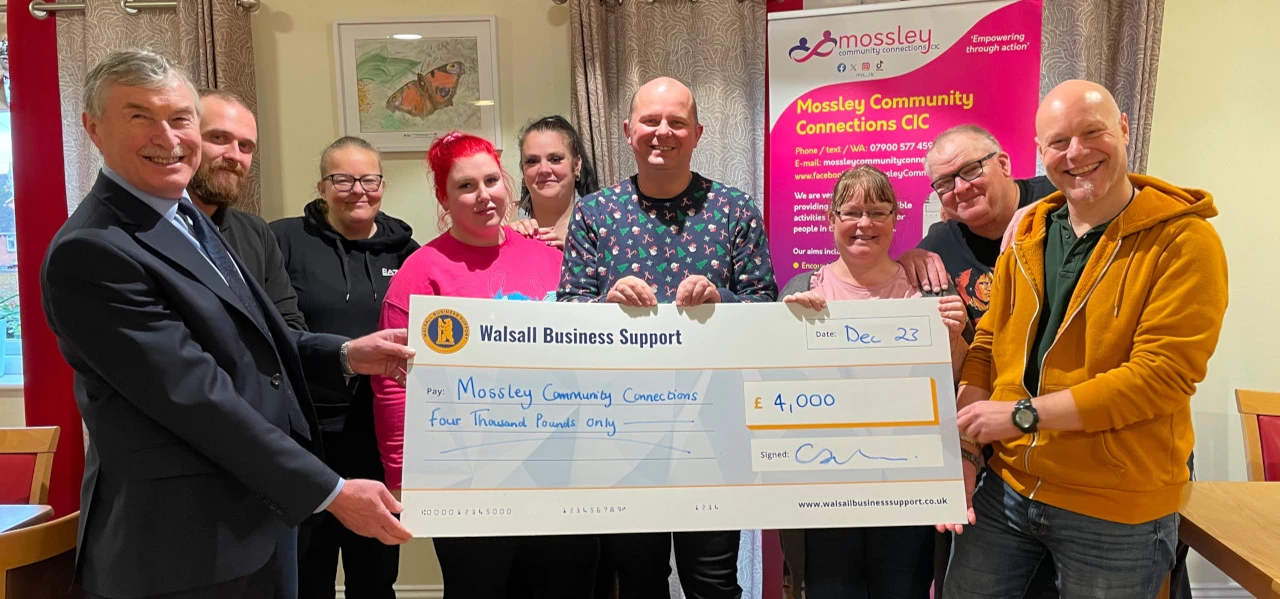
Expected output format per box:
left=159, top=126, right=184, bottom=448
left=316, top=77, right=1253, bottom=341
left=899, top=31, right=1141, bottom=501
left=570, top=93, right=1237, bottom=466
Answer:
left=188, top=88, right=307, bottom=330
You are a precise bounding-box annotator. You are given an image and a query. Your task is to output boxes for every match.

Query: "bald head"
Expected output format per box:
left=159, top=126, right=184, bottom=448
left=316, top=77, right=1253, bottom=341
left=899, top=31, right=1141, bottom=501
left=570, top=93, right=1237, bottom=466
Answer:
left=624, top=76, right=704, bottom=185
left=1035, top=80, right=1123, bottom=138
left=629, top=77, right=699, bottom=125
left=1035, top=80, right=1131, bottom=204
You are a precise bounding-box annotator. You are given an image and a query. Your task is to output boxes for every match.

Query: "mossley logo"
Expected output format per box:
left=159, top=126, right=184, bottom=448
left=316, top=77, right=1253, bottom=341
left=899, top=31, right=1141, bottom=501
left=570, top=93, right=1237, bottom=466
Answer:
left=789, top=26, right=936, bottom=63
left=789, top=30, right=837, bottom=63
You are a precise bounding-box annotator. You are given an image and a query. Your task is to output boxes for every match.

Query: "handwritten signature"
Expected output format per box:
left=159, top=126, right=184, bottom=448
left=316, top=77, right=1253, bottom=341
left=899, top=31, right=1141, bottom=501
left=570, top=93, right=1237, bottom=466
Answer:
left=795, top=442, right=909, bottom=465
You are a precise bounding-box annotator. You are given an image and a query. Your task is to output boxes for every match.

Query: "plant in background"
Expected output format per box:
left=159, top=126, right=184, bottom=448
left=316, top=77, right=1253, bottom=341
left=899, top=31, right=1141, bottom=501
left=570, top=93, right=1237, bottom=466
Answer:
left=0, top=293, right=19, bottom=339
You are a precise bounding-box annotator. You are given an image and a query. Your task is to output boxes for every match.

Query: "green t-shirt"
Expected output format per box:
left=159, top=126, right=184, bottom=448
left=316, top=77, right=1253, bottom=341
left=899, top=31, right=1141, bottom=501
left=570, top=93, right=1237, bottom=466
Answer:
left=1023, top=204, right=1112, bottom=394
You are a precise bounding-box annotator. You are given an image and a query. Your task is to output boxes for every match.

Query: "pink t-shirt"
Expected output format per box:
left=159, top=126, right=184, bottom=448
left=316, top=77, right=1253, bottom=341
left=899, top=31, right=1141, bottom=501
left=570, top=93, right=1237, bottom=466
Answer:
left=808, top=262, right=969, bottom=372
left=372, top=227, right=561, bottom=488
left=810, top=262, right=921, bottom=301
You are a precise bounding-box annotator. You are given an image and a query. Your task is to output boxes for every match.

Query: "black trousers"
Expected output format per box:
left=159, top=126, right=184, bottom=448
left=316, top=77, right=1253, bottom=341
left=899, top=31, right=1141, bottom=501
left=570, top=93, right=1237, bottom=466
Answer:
left=298, top=511, right=399, bottom=599
left=87, top=544, right=284, bottom=599
left=435, top=535, right=598, bottom=599
left=804, top=526, right=934, bottom=599
left=605, top=531, right=741, bottom=599
left=298, top=425, right=398, bottom=599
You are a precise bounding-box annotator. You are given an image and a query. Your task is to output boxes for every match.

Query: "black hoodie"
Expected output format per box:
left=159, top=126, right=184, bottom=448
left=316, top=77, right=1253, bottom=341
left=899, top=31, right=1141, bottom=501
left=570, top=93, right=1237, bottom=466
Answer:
left=270, top=199, right=419, bottom=437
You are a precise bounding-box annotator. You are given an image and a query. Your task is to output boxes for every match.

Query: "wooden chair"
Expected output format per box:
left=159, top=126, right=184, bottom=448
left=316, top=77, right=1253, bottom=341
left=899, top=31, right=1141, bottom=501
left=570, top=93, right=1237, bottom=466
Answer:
left=1236, top=389, right=1280, bottom=482
left=0, top=511, right=82, bottom=599
left=0, top=427, right=60, bottom=504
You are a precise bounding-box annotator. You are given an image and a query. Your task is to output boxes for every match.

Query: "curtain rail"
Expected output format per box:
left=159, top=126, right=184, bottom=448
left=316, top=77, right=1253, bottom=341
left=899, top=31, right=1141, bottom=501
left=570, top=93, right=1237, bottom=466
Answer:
left=0, top=0, right=262, bottom=20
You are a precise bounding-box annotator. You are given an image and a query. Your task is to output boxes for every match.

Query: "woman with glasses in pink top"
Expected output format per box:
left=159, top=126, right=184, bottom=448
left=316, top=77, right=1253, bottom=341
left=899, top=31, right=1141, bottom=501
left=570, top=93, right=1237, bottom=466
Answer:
left=779, top=165, right=969, bottom=599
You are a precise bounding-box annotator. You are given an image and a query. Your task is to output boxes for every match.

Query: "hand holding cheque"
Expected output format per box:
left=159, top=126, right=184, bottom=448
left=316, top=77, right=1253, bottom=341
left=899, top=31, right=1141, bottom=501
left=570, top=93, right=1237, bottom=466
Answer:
left=397, top=297, right=966, bottom=536
left=331, top=328, right=418, bottom=544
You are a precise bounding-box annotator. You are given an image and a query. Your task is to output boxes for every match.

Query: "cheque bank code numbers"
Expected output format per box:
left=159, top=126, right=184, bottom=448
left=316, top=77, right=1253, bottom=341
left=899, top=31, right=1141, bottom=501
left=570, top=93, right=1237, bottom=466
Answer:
left=563, top=505, right=628, bottom=515
left=420, top=507, right=513, bottom=518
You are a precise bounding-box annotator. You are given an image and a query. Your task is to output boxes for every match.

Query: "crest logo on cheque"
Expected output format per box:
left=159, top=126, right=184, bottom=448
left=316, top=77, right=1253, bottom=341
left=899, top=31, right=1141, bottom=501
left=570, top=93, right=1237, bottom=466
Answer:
left=422, top=309, right=469, bottom=354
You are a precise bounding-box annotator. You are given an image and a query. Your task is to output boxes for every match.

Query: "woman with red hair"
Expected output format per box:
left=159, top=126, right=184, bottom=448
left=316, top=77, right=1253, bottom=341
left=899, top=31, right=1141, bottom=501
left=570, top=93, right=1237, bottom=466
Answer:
left=371, top=132, right=596, bottom=597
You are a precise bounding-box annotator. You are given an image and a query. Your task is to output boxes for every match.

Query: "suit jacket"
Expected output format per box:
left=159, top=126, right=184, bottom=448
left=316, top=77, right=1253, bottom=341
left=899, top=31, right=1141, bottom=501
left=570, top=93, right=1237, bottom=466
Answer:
left=213, top=205, right=309, bottom=332
left=41, top=174, right=348, bottom=598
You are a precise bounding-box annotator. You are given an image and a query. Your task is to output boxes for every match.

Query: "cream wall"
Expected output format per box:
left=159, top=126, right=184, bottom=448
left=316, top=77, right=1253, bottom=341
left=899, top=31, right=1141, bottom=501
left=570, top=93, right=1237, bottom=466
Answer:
left=0, top=388, right=22, bottom=427
left=1145, top=0, right=1280, bottom=588
left=250, top=0, right=573, bottom=589
left=250, top=0, right=573, bottom=231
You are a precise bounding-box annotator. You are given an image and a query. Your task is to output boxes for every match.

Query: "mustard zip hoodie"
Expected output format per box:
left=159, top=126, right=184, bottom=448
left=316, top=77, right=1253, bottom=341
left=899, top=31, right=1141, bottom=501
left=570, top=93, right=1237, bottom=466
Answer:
left=960, top=173, right=1228, bottom=524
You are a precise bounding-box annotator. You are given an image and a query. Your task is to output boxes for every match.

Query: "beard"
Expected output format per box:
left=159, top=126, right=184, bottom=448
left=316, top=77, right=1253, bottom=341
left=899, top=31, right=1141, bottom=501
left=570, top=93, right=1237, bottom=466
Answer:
left=1062, top=179, right=1098, bottom=203
left=188, top=158, right=247, bottom=208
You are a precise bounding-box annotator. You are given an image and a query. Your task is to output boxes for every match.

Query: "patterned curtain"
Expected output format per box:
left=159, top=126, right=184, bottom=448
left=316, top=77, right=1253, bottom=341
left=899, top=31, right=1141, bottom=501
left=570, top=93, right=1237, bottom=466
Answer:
left=1041, top=0, right=1165, bottom=173
left=57, top=0, right=261, bottom=213
left=570, top=0, right=767, bottom=208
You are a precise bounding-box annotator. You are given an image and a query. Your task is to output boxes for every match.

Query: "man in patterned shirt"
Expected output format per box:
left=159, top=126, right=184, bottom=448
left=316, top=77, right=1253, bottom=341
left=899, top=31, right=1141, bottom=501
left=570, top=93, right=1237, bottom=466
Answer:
left=558, top=76, right=776, bottom=598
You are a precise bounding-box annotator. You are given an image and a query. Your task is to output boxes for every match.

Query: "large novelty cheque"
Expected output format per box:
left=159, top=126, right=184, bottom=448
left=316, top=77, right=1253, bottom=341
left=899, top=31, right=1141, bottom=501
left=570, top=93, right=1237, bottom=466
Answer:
left=401, top=297, right=966, bottom=536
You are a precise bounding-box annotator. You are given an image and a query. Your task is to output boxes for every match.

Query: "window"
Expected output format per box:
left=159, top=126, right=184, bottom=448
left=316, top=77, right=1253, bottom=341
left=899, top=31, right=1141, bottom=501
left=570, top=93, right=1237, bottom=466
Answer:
left=0, top=31, right=22, bottom=386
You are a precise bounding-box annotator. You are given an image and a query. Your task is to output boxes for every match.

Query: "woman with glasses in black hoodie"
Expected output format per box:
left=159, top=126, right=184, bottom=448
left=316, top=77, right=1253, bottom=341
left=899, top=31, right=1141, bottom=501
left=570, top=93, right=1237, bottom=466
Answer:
left=270, top=136, right=420, bottom=599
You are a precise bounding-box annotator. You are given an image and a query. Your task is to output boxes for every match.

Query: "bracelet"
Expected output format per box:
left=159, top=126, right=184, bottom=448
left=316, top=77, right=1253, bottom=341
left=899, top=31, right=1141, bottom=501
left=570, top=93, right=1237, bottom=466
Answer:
left=959, top=434, right=981, bottom=448
left=960, top=448, right=982, bottom=468
left=339, top=340, right=356, bottom=377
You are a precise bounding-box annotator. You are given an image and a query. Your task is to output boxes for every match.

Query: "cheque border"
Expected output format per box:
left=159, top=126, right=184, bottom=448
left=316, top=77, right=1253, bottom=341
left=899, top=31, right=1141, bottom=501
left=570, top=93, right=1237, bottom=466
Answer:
left=403, top=478, right=965, bottom=492
left=409, top=361, right=953, bottom=370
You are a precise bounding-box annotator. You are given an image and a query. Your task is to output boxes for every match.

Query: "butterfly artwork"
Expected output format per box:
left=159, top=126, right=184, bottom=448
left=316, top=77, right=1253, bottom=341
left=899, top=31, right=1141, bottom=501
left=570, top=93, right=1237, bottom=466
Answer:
left=345, top=31, right=490, bottom=146
left=385, top=61, right=465, bottom=119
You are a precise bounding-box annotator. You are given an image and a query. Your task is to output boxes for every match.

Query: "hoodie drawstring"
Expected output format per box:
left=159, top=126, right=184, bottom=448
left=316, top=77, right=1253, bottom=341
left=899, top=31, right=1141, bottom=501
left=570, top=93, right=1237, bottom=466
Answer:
left=1113, top=230, right=1143, bottom=317
left=334, top=237, right=351, bottom=303
left=334, top=236, right=384, bottom=303
left=364, top=254, right=378, bottom=302
left=1010, top=242, right=1019, bottom=316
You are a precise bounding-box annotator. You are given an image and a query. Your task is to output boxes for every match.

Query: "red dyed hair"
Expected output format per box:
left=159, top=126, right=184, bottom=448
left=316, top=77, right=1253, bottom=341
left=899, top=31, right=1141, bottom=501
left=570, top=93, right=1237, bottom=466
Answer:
left=425, top=131, right=502, bottom=205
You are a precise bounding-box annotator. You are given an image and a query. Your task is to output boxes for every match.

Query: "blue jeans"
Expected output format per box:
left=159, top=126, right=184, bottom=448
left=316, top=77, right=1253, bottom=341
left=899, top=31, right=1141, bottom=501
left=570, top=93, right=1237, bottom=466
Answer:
left=943, top=469, right=1177, bottom=599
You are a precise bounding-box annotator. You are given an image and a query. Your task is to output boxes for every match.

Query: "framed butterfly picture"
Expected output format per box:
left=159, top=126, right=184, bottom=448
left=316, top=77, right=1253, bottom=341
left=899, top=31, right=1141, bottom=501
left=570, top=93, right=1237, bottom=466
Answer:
left=334, top=16, right=502, bottom=152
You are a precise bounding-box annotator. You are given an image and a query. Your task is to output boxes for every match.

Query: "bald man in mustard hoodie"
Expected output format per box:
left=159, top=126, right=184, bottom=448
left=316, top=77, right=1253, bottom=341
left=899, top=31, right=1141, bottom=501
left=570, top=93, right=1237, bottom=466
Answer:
left=939, top=80, right=1229, bottom=598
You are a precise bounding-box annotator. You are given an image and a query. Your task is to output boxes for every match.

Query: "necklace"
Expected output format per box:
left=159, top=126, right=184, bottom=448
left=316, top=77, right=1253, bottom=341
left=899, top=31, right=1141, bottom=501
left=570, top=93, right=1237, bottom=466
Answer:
left=1069, top=182, right=1136, bottom=231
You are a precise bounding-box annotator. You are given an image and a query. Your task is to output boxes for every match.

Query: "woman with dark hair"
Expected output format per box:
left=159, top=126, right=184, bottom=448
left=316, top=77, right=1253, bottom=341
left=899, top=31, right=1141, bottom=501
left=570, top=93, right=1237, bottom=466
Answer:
left=270, top=135, right=420, bottom=599
left=510, top=115, right=600, bottom=248
left=371, top=131, right=598, bottom=598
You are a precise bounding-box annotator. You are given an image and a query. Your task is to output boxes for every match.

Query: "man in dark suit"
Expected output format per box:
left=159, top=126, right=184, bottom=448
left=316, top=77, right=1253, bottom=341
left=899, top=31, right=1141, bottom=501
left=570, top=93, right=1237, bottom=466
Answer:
left=41, top=49, right=414, bottom=599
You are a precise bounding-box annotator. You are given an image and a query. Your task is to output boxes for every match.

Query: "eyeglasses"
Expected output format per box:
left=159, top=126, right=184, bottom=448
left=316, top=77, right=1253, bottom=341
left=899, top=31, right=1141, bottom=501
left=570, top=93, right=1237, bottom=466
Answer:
left=930, top=151, right=997, bottom=195
left=324, top=173, right=384, bottom=193
left=834, top=208, right=895, bottom=223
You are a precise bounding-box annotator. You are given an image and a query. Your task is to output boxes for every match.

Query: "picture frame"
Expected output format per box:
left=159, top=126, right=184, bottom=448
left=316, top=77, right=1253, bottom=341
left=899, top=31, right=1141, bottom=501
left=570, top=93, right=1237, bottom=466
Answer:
left=333, top=16, right=502, bottom=152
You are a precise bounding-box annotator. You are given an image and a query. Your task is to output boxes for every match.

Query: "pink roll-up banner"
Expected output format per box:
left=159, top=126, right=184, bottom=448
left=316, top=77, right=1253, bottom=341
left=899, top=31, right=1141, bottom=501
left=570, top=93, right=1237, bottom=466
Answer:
left=766, top=0, right=1042, bottom=286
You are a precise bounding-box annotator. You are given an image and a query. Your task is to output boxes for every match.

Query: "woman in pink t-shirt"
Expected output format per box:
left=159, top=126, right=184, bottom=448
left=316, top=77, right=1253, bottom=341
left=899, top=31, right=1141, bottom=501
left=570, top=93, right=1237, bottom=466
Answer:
left=778, top=165, right=968, bottom=599
left=371, top=132, right=594, bottom=598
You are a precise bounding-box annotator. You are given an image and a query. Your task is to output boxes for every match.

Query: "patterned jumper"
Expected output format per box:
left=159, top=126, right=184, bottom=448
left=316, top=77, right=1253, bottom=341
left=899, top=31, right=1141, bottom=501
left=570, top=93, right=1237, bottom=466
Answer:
left=558, top=173, right=777, bottom=302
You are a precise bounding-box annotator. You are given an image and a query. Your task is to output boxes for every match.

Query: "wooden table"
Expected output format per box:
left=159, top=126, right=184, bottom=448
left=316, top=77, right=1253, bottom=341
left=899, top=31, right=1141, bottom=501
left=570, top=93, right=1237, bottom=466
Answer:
left=0, top=504, right=53, bottom=533
left=1178, top=482, right=1280, bottom=599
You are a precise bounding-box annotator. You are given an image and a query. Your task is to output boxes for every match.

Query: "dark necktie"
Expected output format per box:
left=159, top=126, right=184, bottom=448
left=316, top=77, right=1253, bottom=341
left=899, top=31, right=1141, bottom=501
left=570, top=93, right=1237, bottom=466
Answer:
left=175, top=200, right=311, bottom=439
left=176, top=200, right=267, bottom=327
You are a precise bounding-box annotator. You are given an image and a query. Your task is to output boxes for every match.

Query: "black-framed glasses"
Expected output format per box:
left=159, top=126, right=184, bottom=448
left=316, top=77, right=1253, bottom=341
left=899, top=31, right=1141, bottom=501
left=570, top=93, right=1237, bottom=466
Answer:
left=930, top=151, right=997, bottom=195
left=834, top=207, right=895, bottom=223
left=324, top=173, right=384, bottom=193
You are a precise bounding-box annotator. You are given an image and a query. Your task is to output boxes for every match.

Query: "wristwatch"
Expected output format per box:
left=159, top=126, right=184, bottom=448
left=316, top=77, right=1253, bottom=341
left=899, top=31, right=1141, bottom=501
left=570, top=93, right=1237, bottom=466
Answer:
left=1012, top=398, right=1039, bottom=433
